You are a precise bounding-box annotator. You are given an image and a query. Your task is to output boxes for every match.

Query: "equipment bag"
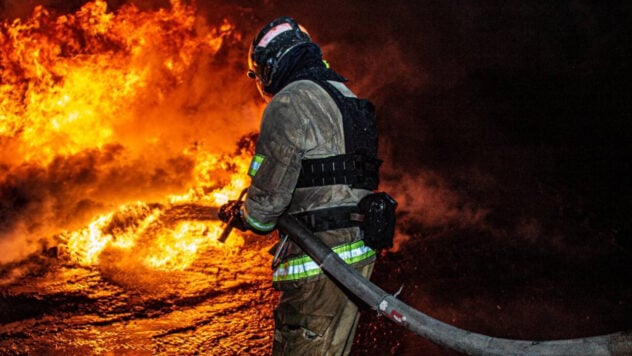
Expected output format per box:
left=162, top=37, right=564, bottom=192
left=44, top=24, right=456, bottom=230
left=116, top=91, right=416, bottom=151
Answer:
left=358, top=192, right=397, bottom=250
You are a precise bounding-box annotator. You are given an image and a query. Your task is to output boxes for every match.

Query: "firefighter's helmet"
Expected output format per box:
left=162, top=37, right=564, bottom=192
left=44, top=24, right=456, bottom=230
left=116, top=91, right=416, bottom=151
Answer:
left=247, top=17, right=317, bottom=91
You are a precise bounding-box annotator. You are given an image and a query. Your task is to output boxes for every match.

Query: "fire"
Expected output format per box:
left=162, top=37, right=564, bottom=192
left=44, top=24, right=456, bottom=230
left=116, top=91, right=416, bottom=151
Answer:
left=62, top=202, right=161, bottom=266
left=1, top=0, right=236, bottom=164
left=0, top=1, right=263, bottom=270
left=60, top=199, right=242, bottom=271
left=58, top=144, right=253, bottom=270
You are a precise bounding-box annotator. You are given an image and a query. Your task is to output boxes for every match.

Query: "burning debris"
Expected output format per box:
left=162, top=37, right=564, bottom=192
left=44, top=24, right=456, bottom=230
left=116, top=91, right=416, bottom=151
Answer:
left=0, top=0, right=262, bottom=264
left=0, top=2, right=277, bottom=353
left=0, top=1, right=285, bottom=352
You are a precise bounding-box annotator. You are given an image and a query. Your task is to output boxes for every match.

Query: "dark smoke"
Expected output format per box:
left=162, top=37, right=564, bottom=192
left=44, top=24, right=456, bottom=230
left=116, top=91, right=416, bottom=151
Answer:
left=249, top=0, right=632, bottom=252
left=0, top=145, right=195, bottom=263
left=245, top=0, right=631, bottom=354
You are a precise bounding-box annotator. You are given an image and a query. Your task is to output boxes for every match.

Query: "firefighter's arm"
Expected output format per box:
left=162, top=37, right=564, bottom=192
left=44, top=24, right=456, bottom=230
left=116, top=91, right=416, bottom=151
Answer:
left=242, top=91, right=307, bottom=233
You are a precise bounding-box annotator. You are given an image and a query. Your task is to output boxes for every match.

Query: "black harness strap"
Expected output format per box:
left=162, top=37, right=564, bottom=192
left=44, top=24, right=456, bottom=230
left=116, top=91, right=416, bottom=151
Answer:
left=296, top=78, right=381, bottom=190
left=295, top=154, right=381, bottom=189
left=314, top=79, right=377, bottom=158
left=291, top=206, right=363, bottom=232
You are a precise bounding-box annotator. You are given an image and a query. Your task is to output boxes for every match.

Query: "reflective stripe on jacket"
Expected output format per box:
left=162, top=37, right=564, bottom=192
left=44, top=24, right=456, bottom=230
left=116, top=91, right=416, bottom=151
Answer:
left=273, top=239, right=375, bottom=283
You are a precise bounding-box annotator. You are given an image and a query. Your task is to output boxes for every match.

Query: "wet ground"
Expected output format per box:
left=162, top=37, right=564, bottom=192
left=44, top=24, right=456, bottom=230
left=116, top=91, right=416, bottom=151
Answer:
left=0, top=227, right=278, bottom=355
left=353, top=226, right=632, bottom=355
left=1, top=207, right=631, bottom=355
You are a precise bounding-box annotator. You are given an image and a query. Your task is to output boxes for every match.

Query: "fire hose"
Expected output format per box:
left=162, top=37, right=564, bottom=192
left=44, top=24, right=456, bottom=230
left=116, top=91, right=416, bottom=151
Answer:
left=272, top=213, right=632, bottom=356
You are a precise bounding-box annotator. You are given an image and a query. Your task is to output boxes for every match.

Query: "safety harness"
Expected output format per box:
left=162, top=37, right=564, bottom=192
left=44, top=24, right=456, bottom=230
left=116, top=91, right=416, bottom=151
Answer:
left=295, top=78, right=381, bottom=191
left=292, top=206, right=362, bottom=232
left=288, top=77, right=383, bottom=235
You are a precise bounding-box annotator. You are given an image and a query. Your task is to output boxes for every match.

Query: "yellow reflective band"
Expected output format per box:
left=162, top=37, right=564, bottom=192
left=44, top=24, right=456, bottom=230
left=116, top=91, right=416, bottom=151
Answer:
left=273, top=240, right=375, bottom=282
left=248, top=154, right=265, bottom=177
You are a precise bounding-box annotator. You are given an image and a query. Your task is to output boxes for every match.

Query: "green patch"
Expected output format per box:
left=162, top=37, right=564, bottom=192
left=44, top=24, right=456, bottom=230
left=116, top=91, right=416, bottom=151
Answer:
left=248, top=154, right=265, bottom=177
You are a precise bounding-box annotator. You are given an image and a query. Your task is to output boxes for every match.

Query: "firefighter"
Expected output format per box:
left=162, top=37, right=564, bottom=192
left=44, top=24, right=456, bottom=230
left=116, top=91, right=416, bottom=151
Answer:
left=219, top=16, right=393, bottom=355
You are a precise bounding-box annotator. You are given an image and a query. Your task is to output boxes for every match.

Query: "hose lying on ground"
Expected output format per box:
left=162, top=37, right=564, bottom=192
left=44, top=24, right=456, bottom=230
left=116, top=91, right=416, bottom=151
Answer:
left=277, top=214, right=631, bottom=356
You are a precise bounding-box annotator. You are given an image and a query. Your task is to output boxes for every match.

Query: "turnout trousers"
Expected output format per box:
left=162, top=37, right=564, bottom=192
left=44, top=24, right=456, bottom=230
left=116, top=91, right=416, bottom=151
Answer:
left=272, top=262, right=374, bottom=356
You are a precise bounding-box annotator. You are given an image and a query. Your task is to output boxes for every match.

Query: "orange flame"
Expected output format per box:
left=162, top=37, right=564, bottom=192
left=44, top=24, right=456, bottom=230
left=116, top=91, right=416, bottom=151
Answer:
left=1, top=1, right=261, bottom=270
left=1, top=0, right=236, bottom=164
left=60, top=200, right=244, bottom=271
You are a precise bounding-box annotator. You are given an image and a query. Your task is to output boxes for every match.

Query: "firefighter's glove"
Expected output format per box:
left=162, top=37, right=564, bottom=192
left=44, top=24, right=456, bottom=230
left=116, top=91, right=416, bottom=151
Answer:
left=218, top=200, right=247, bottom=231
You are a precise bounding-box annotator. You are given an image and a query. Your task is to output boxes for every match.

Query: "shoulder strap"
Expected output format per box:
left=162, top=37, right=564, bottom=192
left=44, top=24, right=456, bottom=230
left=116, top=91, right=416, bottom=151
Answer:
left=295, top=78, right=381, bottom=190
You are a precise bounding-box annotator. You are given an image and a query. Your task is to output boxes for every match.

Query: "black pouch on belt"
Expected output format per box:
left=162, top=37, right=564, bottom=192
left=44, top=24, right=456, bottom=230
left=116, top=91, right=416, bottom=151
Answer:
left=358, top=192, right=398, bottom=250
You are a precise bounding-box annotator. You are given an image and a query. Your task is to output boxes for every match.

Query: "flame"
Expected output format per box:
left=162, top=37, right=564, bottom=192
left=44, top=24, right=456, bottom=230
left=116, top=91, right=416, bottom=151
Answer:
left=1, top=1, right=262, bottom=271
left=62, top=202, right=160, bottom=266
left=58, top=146, right=253, bottom=270
left=60, top=200, right=243, bottom=271
left=1, top=0, right=236, bottom=164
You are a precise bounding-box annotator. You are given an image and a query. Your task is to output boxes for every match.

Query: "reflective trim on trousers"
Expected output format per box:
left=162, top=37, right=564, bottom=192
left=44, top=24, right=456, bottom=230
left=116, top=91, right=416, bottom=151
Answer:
left=272, top=240, right=375, bottom=282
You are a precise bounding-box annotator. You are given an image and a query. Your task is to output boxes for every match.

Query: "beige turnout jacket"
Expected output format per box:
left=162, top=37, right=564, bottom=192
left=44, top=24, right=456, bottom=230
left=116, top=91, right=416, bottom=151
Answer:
left=243, top=79, right=375, bottom=275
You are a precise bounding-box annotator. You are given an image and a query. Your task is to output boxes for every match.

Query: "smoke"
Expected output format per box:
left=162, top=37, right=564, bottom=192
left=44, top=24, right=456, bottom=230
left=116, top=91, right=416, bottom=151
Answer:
left=1, top=0, right=629, bottom=266
left=265, top=0, right=631, bottom=255
left=0, top=222, right=38, bottom=264
left=0, top=1, right=264, bottom=264
left=0, top=145, right=195, bottom=249
left=0, top=0, right=39, bottom=19
left=381, top=169, right=488, bottom=252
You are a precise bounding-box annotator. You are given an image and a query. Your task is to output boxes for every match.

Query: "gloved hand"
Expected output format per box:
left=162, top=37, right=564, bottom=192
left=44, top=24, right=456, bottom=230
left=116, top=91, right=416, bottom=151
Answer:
left=218, top=200, right=247, bottom=231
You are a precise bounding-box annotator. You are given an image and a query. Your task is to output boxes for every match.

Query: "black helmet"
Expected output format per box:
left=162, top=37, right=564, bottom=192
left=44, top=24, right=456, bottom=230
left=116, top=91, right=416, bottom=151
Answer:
left=248, top=17, right=318, bottom=90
